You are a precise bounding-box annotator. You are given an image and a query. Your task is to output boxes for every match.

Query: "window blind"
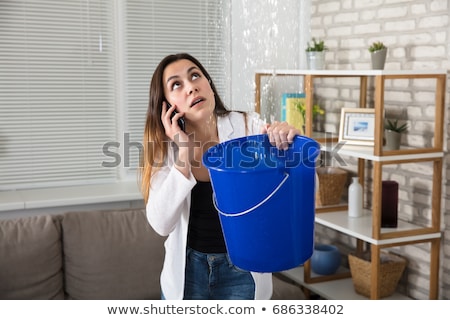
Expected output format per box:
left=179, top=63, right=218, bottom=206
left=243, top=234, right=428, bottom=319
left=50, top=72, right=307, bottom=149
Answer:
left=0, top=0, right=227, bottom=191
left=124, top=0, right=228, bottom=173
left=0, top=0, right=117, bottom=190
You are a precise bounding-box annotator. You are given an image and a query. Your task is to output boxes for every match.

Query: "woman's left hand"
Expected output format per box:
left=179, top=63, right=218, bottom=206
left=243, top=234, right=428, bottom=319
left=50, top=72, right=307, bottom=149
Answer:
left=262, top=121, right=301, bottom=150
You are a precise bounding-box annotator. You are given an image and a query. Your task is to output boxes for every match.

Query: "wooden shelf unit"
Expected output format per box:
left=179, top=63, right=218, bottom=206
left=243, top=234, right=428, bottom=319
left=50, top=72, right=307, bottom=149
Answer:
left=255, top=69, right=446, bottom=299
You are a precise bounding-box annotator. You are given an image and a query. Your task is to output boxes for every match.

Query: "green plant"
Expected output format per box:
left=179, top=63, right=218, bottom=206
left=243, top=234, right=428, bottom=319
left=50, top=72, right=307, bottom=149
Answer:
left=306, top=38, right=327, bottom=52
left=368, top=41, right=387, bottom=53
left=295, top=102, right=325, bottom=123
left=385, top=119, right=408, bottom=133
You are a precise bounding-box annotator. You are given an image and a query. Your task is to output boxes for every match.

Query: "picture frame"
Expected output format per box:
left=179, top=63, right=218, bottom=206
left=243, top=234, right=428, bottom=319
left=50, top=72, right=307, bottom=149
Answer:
left=339, top=108, right=375, bottom=146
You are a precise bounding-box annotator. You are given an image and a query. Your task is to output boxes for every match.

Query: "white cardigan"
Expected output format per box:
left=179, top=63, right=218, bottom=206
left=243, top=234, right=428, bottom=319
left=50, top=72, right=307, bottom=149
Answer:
left=146, top=111, right=273, bottom=300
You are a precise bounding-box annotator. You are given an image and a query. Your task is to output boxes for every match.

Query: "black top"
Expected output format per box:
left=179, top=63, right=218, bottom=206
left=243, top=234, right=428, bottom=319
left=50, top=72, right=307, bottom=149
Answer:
left=187, top=181, right=227, bottom=253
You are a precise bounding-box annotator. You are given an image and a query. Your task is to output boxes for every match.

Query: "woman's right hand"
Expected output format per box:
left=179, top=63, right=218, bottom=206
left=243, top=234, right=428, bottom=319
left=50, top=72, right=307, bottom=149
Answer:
left=161, top=101, right=193, bottom=177
left=161, top=102, right=188, bottom=142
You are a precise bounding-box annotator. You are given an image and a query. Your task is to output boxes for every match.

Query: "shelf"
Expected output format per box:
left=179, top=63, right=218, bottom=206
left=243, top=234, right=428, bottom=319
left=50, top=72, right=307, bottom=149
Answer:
left=279, top=266, right=411, bottom=300
left=255, top=69, right=448, bottom=76
left=315, top=210, right=441, bottom=246
left=320, top=143, right=444, bottom=162
left=256, top=69, right=444, bottom=299
left=310, top=131, right=331, bottom=141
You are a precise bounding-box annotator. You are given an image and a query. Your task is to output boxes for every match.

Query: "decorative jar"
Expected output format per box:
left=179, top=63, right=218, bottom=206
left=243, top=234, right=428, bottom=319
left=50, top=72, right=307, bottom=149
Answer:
left=310, top=244, right=341, bottom=275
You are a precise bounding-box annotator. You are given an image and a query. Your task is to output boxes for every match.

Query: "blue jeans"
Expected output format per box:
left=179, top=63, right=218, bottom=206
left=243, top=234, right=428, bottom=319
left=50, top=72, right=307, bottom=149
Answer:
left=183, top=247, right=255, bottom=300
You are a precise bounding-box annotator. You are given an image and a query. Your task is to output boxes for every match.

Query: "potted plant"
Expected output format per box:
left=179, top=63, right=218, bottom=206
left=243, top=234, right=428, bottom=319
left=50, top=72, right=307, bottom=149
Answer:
left=384, top=119, right=408, bottom=150
left=306, top=38, right=327, bottom=70
left=368, top=41, right=388, bottom=70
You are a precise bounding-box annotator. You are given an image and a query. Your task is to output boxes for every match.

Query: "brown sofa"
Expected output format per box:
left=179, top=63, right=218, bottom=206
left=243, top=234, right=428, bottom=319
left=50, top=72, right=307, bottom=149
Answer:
left=0, top=208, right=305, bottom=299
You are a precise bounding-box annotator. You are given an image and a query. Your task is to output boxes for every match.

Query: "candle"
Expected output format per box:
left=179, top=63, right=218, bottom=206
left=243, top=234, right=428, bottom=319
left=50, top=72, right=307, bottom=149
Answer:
left=381, top=180, right=398, bottom=228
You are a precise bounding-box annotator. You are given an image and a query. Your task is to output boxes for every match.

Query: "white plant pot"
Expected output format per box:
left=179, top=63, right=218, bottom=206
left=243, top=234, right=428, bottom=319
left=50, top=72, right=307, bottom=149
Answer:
left=384, top=130, right=401, bottom=150
left=306, top=51, right=325, bottom=70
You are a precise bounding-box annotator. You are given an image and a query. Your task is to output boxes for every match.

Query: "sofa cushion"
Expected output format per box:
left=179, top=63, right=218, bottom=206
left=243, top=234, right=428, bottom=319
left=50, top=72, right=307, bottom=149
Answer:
left=0, top=215, right=64, bottom=299
left=61, top=209, right=165, bottom=299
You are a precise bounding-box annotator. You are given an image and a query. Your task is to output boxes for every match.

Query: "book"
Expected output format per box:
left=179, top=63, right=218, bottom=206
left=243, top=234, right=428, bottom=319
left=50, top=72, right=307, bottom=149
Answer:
left=281, top=93, right=305, bottom=131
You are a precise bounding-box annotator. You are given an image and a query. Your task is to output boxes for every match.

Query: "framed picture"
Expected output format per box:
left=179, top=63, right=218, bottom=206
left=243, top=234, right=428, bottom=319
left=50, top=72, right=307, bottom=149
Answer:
left=339, top=108, right=375, bottom=146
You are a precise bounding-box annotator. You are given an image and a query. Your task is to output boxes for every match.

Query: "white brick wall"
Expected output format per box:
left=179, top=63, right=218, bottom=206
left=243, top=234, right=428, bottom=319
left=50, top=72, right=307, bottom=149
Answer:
left=310, top=0, right=449, bottom=299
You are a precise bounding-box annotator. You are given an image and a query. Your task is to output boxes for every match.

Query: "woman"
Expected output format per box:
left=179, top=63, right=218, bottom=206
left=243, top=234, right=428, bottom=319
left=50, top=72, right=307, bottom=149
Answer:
left=140, top=53, right=301, bottom=300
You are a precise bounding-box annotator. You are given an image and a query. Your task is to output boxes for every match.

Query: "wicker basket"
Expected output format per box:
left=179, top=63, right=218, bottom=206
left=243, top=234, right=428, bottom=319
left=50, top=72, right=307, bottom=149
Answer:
left=316, top=167, right=347, bottom=206
left=348, top=251, right=407, bottom=298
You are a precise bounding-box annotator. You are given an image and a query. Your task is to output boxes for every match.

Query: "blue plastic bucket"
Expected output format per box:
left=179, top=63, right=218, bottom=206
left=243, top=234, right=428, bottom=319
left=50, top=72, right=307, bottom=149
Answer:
left=202, top=134, right=320, bottom=272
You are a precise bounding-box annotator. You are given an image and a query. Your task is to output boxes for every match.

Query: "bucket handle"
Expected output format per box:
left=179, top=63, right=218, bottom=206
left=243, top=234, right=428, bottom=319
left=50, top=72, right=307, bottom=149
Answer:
left=213, top=172, right=290, bottom=217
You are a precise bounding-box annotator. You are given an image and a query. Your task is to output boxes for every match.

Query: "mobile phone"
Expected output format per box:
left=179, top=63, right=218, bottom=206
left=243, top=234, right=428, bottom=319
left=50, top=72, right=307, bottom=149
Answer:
left=166, top=101, right=185, bottom=132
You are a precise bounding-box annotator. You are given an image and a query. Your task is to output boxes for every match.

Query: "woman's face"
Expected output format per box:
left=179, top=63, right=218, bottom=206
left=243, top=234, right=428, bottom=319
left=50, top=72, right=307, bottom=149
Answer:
left=162, top=59, right=215, bottom=123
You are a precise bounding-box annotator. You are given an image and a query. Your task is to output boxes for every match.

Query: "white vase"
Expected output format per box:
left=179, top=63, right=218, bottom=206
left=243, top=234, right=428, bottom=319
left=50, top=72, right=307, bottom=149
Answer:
left=348, top=177, right=363, bottom=218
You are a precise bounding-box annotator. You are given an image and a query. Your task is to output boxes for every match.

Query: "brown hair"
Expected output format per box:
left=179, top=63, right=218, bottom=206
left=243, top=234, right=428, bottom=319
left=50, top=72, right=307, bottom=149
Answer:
left=139, top=53, right=229, bottom=203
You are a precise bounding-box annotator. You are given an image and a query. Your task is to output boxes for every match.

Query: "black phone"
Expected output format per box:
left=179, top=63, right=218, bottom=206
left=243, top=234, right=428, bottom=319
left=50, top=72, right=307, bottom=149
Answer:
left=166, top=101, right=185, bottom=132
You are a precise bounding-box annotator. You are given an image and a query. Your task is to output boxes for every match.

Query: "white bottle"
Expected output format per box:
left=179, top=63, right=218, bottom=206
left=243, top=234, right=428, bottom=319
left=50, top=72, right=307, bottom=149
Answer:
left=348, top=177, right=363, bottom=218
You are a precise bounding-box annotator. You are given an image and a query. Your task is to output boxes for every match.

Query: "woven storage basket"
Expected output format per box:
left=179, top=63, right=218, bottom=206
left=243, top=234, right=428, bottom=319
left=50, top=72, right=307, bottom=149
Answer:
left=348, top=251, right=407, bottom=298
left=316, top=167, right=347, bottom=206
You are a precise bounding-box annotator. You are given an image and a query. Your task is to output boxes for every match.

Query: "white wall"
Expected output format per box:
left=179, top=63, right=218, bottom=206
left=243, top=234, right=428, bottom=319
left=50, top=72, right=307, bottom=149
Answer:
left=308, top=0, right=450, bottom=300
left=227, top=0, right=450, bottom=300
left=230, top=0, right=311, bottom=119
